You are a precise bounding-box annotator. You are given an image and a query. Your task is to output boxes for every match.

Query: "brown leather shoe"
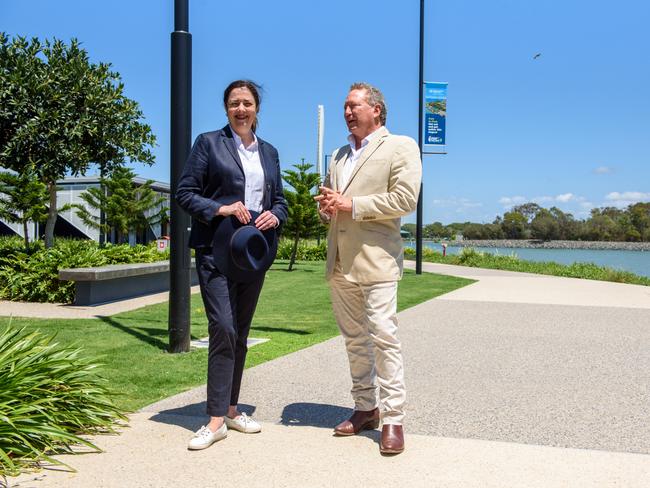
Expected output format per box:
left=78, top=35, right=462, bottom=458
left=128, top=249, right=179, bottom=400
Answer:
left=333, top=408, right=379, bottom=436
left=379, top=424, right=404, bottom=454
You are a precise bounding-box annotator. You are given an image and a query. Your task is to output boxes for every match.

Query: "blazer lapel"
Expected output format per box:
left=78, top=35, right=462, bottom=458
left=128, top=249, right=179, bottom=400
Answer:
left=258, top=139, right=271, bottom=186
left=333, top=146, right=351, bottom=191
left=342, top=126, right=389, bottom=193
left=221, top=126, right=244, bottom=175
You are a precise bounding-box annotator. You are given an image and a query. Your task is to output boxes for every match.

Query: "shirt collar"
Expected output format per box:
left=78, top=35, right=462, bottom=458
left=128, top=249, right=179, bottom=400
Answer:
left=347, top=126, right=382, bottom=152
left=230, top=126, right=258, bottom=151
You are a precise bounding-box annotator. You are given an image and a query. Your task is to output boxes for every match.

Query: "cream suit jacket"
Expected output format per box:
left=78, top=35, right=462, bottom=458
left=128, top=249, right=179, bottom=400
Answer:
left=323, top=126, right=422, bottom=283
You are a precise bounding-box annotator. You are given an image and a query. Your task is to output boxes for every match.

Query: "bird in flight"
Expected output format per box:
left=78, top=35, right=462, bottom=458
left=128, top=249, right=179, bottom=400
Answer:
left=533, top=53, right=542, bottom=60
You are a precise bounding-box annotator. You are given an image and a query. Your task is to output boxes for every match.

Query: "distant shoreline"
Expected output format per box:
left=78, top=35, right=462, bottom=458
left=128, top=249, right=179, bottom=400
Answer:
left=427, top=239, right=650, bottom=251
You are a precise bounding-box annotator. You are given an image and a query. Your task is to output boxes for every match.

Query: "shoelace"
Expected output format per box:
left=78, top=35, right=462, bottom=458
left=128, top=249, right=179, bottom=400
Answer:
left=196, top=426, right=213, bottom=439
left=238, top=413, right=250, bottom=425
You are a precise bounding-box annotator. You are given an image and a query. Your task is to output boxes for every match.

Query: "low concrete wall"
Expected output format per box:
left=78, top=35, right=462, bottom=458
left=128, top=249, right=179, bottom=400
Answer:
left=59, top=260, right=199, bottom=306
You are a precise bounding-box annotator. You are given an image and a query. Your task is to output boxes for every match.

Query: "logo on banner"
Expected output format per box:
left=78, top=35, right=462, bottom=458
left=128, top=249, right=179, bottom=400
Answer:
left=423, top=82, right=447, bottom=153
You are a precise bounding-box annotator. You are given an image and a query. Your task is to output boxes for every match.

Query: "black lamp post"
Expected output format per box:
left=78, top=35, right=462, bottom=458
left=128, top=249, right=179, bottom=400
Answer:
left=168, top=0, right=192, bottom=352
left=415, top=0, right=425, bottom=275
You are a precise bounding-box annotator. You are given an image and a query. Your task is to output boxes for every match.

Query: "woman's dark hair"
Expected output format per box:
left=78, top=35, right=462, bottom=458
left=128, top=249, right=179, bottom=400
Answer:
left=223, top=80, right=262, bottom=131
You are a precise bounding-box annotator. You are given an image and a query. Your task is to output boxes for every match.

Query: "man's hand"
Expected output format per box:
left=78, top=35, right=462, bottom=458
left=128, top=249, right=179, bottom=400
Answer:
left=314, top=186, right=352, bottom=216
left=217, top=201, right=251, bottom=224
left=255, top=210, right=279, bottom=231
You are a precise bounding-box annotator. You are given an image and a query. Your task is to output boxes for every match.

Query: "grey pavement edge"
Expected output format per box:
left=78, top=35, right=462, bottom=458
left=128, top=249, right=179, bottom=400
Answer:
left=0, top=286, right=201, bottom=319
left=7, top=262, right=650, bottom=487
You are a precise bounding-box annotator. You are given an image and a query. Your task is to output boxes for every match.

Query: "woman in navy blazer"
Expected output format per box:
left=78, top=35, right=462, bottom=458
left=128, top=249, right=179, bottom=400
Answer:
left=177, top=80, right=287, bottom=450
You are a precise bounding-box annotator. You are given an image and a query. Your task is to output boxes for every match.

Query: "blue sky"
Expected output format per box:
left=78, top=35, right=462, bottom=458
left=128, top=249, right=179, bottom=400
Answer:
left=2, top=0, right=649, bottom=224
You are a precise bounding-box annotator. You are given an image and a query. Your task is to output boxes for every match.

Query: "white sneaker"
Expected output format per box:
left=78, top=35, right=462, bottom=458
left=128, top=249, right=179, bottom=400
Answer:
left=187, top=423, right=227, bottom=450
left=224, top=413, right=262, bottom=433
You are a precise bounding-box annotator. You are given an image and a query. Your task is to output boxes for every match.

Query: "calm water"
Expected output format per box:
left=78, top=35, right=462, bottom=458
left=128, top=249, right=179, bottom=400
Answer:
left=405, top=241, right=650, bottom=278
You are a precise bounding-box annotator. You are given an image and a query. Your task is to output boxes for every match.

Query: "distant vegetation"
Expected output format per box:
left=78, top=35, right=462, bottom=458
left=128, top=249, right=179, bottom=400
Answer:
left=404, top=247, right=650, bottom=286
left=402, top=202, right=650, bottom=242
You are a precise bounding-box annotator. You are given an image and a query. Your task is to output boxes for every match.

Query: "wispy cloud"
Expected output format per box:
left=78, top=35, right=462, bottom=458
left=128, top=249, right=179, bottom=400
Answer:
left=556, top=193, right=575, bottom=203
left=499, top=193, right=585, bottom=208
left=432, top=197, right=483, bottom=209
left=604, top=191, right=650, bottom=207
left=593, top=166, right=613, bottom=174
left=498, top=196, right=527, bottom=206
left=533, top=196, right=554, bottom=203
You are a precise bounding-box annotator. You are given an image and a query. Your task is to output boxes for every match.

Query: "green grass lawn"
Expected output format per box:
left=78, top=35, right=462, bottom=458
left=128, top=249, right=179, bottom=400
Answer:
left=0, top=260, right=472, bottom=412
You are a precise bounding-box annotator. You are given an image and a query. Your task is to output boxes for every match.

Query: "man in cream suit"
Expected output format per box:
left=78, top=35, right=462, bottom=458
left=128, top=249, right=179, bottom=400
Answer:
left=316, top=82, right=421, bottom=455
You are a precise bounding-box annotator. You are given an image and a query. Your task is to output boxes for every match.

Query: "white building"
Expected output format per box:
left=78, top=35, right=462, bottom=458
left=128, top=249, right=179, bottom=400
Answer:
left=0, top=175, right=170, bottom=245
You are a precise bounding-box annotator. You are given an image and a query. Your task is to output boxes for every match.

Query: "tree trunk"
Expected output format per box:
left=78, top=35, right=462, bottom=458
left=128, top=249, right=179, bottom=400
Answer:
left=288, top=233, right=299, bottom=271
left=44, top=181, right=58, bottom=249
left=22, top=220, right=30, bottom=251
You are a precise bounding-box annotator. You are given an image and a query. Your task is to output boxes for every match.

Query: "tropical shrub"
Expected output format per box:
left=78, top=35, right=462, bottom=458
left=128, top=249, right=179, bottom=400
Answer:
left=0, top=237, right=170, bottom=303
left=276, top=239, right=327, bottom=262
left=0, top=325, right=126, bottom=476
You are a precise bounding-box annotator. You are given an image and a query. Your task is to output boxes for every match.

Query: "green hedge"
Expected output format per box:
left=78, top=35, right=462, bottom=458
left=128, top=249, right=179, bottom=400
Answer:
left=0, top=237, right=329, bottom=304
left=0, top=237, right=170, bottom=303
left=276, top=239, right=327, bottom=261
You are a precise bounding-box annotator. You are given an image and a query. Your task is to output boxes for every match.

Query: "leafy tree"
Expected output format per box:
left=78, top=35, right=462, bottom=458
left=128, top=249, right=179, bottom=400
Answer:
left=423, top=221, right=451, bottom=239
left=513, top=202, right=542, bottom=223
left=549, top=207, right=579, bottom=240
left=401, top=223, right=416, bottom=238
left=462, top=223, right=487, bottom=239
left=583, top=213, right=618, bottom=241
left=0, top=34, right=156, bottom=248
left=628, top=203, right=650, bottom=238
left=501, top=211, right=528, bottom=239
left=616, top=214, right=638, bottom=242
left=530, top=209, right=560, bottom=241
left=65, top=166, right=167, bottom=245
left=0, top=170, right=49, bottom=250
left=445, top=221, right=472, bottom=240
left=281, top=162, right=322, bottom=271
left=483, top=223, right=505, bottom=239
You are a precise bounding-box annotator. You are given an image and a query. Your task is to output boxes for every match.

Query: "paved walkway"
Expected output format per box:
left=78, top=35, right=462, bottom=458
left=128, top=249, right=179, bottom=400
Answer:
left=0, top=286, right=201, bottom=319
left=8, top=262, right=650, bottom=487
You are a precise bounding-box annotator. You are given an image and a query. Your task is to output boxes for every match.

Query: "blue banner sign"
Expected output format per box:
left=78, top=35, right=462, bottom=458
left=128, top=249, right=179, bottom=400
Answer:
left=423, top=81, right=447, bottom=153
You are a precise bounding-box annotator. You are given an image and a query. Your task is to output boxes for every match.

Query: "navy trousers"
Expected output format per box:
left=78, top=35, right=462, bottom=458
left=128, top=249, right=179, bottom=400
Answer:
left=195, top=248, right=265, bottom=417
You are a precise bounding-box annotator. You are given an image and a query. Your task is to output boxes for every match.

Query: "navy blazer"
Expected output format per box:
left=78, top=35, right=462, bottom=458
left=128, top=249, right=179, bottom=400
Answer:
left=176, top=125, right=288, bottom=249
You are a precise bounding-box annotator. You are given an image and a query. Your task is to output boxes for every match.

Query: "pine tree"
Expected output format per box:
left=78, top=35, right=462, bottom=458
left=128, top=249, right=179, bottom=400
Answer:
left=281, top=162, right=323, bottom=271
left=66, top=167, right=168, bottom=245
left=0, top=170, right=49, bottom=250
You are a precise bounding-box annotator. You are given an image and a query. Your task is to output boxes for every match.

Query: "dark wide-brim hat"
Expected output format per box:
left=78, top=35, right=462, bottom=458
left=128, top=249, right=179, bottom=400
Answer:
left=213, top=210, right=278, bottom=283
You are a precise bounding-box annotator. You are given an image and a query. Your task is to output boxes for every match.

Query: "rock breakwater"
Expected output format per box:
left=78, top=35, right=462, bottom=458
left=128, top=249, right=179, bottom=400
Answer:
left=447, top=240, right=650, bottom=251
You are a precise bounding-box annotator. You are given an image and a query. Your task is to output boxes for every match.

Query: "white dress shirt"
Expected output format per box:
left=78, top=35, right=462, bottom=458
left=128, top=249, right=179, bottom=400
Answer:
left=340, top=128, right=381, bottom=189
left=340, top=128, right=382, bottom=219
left=231, top=128, right=264, bottom=213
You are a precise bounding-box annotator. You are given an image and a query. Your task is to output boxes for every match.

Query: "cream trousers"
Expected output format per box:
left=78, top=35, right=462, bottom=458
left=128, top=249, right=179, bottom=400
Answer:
left=328, top=263, right=406, bottom=424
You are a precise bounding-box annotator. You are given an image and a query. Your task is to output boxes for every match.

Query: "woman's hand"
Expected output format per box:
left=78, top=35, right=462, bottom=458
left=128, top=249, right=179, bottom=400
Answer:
left=217, top=201, right=251, bottom=224
left=255, top=210, right=279, bottom=231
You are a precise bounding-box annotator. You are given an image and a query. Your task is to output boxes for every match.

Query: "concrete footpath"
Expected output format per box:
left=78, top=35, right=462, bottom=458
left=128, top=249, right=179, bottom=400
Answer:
left=7, top=262, right=650, bottom=488
left=0, top=286, right=202, bottom=319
